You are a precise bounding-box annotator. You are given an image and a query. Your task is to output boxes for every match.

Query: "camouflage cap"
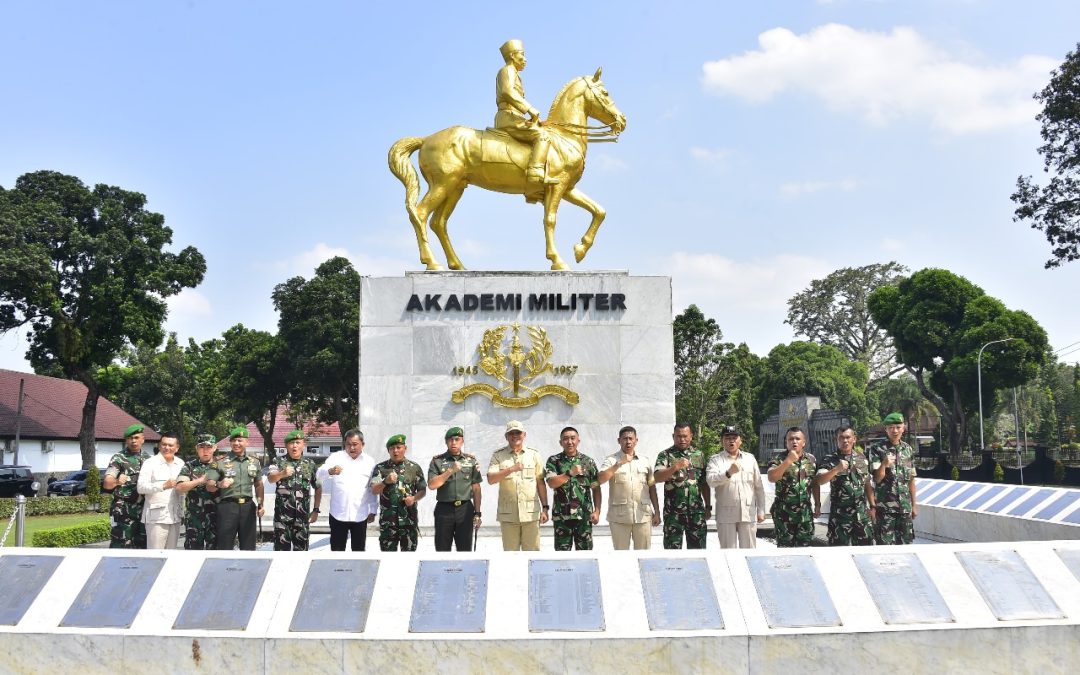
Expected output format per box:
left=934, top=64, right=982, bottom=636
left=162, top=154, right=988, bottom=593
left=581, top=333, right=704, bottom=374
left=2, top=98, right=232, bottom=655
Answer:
left=196, top=434, right=217, bottom=447
left=883, top=412, right=905, bottom=425
left=229, top=426, right=249, bottom=439
left=123, top=423, right=144, bottom=438
left=445, top=426, right=464, bottom=440
left=386, top=434, right=406, bottom=449
left=284, top=429, right=305, bottom=443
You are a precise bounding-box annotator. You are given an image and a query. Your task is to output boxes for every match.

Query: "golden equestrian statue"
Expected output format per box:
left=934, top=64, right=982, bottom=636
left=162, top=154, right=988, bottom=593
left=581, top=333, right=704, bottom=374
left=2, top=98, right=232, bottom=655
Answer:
left=388, top=39, right=626, bottom=271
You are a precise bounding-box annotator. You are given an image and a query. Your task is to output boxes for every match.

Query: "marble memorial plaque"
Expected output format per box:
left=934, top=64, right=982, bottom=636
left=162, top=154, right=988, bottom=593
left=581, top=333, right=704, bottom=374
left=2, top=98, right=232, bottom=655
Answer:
left=639, top=558, right=723, bottom=630
left=61, top=557, right=165, bottom=628
left=1056, top=548, right=1080, bottom=584
left=173, top=558, right=271, bottom=630
left=747, top=555, right=841, bottom=628
left=290, top=559, right=379, bottom=632
left=957, top=550, right=1064, bottom=620
left=408, top=560, right=488, bottom=633
left=854, top=553, right=954, bottom=625
left=529, top=559, right=605, bottom=632
left=0, top=555, right=63, bottom=625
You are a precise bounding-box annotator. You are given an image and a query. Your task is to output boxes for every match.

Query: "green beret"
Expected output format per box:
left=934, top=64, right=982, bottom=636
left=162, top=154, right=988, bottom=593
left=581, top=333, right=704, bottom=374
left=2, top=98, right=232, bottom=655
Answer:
left=196, top=434, right=217, bottom=447
left=123, top=424, right=144, bottom=438
left=284, top=429, right=305, bottom=443
left=229, top=426, right=249, bottom=439
left=445, top=426, right=464, bottom=440
left=883, top=412, right=905, bottom=425
left=386, top=434, right=406, bottom=449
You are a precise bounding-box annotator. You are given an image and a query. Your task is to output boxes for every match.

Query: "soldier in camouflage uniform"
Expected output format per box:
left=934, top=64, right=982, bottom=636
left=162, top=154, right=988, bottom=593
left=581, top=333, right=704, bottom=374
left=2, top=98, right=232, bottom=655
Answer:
left=175, top=434, right=219, bottom=550
left=815, top=425, right=874, bottom=546
left=544, top=427, right=602, bottom=551
left=869, top=412, right=918, bottom=545
left=267, top=430, right=323, bottom=551
left=767, top=427, right=821, bottom=548
left=103, top=423, right=148, bottom=548
left=370, top=434, right=426, bottom=552
left=654, top=423, right=710, bottom=549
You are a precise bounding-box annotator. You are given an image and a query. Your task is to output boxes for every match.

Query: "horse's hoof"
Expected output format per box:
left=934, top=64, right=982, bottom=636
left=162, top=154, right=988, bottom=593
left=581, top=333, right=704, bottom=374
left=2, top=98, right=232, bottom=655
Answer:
left=550, top=261, right=569, bottom=271
left=573, top=244, right=588, bottom=263
left=424, top=262, right=444, bottom=271
left=449, top=261, right=466, bottom=271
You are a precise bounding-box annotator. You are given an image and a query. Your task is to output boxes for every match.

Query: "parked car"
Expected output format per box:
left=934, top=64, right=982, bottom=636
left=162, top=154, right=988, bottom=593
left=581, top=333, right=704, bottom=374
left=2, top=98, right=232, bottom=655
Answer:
left=46, top=468, right=106, bottom=496
left=0, top=465, right=40, bottom=498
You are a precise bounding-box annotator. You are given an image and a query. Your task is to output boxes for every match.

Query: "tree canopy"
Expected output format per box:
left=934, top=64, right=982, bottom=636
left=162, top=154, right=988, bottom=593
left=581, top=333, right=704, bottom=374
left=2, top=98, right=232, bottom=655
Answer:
left=869, top=268, right=1048, bottom=453
left=786, top=262, right=907, bottom=383
left=1012, top=42, right=1080, bottom=268
left=0, top=171, right=205, bottom=467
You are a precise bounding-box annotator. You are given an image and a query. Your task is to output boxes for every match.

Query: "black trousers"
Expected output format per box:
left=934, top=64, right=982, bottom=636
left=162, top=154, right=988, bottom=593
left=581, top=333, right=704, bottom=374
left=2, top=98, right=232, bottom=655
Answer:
left=216, top=499, right=256, bottom=550
left=434, top=500, right=475, bottom=551
left=329, top=514, right=369, bottom=551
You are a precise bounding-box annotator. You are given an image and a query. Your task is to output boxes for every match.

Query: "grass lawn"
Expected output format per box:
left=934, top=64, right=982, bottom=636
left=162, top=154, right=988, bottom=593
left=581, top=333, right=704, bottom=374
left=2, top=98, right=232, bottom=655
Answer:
left=1, top=512, right=108, bottom=548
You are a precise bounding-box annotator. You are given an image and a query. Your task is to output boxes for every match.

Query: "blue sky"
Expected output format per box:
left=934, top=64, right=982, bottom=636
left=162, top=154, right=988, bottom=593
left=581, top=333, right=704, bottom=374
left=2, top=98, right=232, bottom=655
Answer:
left=3, top=0, right=1080, bottom=371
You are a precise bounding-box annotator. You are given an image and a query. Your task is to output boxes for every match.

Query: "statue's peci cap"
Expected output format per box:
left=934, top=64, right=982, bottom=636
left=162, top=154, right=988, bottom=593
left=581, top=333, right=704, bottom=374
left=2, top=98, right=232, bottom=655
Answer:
left=500, top=39, right=524, bottom=60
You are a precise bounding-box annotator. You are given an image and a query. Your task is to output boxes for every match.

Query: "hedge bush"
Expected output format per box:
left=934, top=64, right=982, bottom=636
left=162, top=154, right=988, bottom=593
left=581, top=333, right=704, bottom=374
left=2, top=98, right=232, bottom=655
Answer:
left=85, top=465, right=101, bottom=500
left=0, top=494, right=108, bottom=518
left=32, top=518, right=110, bottom=547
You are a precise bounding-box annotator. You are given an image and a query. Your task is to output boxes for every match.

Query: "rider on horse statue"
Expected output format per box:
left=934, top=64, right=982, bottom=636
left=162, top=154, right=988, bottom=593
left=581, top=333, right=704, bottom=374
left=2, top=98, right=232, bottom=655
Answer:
left=495, top=39, right=555, bottom=202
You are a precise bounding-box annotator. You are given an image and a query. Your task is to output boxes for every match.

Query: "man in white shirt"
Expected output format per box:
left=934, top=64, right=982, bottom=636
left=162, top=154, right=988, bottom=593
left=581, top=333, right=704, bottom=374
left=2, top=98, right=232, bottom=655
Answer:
left=137, top=431, right=185, bottom=549
left=316, top=429, right=379, bottom=551
left=705, top=425, right=766, bottom=549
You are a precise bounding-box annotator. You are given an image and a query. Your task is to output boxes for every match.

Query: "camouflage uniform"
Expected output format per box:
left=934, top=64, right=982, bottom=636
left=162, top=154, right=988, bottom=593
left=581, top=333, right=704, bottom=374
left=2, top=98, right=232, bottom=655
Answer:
left=545, top=451, right=600, bottom=551
left=178, top=457, right=217, bottom=550
left=768, top=451, right=817, bottom=548
left=271, top=456, right=322, bottom=551
left=370, top=458, right=425, bottom=551
left=106, top=450, right=147, bottom=549
left=655, top=446, right=708, bottom=549
left=869, top=440, right=917, bottom=545
left=818, top=450, right=874, bottom=546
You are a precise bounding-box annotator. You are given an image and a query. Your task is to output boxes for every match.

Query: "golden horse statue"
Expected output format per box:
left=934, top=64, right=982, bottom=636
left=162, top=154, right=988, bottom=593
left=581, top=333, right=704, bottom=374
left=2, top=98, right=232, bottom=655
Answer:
left=388, top=69, right=626, bottom=270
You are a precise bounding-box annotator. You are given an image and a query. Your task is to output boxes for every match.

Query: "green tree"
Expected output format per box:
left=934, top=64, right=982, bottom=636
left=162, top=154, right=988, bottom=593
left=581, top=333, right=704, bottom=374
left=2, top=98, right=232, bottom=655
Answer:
left=786, top=262, right=907, bottom=383
left=1012, top=43, right=1080, bottom=268
left=869, top=374, right=940, bottom=433
left=272, top=256, right=360, bottom=438
left=753, top=341, right=872, bottom=432
left=0, top=171, right=205, bottom=468
left=868, top=268, right=1049, bottom=454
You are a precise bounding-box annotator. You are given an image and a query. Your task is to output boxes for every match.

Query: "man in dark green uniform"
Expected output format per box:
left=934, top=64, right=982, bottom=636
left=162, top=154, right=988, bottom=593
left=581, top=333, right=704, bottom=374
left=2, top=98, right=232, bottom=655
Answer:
left=815, top=425, right=875, bottom=546
left=267, top=430, right=323, bottom=551
left=545, top=426, right=602, bottom=550
left=103, top=423, right=149, bottom=548
left=175, top=434, right=219, bottom=550
left=767, top=427, right=821, bottom=547
left=370, top=434, right=426, bottom=551
left=654, top=423, right=710, bottom=549
left=869, top=412, right=918, bottom=545
left=427, top=426, right=483, bottom=551
left=207, top=426, right=264, bottom=550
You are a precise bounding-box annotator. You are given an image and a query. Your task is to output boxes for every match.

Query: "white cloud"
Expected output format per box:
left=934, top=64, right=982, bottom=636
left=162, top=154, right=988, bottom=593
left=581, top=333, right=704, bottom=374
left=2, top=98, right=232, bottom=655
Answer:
left=881, top=237, right=905, bottom=252
left=166, top=289, right=212, bottom=318
left=689, top=146, right=730, bottom=164
left=702, top=24, right=1056, bottom=133
left=593, top=155, right=629, bottom=172
left=284, top=242, right=414, bottom=277
left=779, top=178, right=859, bottom=197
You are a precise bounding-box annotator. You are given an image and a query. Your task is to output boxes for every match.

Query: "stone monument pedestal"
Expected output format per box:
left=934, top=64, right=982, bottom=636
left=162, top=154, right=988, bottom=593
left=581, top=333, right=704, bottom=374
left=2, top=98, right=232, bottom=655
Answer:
left=359, top=271, right=675, bottom=526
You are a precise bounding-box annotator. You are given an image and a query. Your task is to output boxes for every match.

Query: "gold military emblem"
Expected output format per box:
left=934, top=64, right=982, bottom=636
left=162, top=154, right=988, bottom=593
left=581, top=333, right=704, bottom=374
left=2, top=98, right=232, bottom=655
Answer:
left=451, top=323, right=579, bottom=408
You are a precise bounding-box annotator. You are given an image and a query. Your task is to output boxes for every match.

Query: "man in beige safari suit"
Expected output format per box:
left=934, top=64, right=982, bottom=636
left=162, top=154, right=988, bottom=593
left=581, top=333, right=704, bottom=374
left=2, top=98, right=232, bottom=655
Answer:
left=598, top=425, right=660, bottom=549
left=487, top=420, right=549, bottom=550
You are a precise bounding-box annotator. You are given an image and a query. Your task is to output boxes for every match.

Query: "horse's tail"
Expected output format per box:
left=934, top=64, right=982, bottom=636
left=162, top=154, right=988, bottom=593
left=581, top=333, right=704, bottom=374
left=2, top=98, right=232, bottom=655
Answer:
left=388, top=136, right=425, bottom=209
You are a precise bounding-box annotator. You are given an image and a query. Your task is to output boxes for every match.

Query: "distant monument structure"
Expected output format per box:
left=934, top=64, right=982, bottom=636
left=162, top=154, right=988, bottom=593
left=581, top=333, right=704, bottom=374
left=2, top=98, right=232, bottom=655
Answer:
left=758, top=396, right=851, bottom=458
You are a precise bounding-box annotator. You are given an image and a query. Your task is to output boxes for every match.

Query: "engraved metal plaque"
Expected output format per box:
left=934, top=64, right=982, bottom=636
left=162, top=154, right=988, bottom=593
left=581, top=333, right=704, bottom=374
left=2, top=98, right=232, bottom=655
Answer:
left=173, top=558, right=271, bottom=630
left=853, top=553, right=954, bottom=625
left=408, top=560, right=488, bottom=633
left=290, top=559, right=379, bottom=632
left=61, top=556, right=166, bottom=628
left=639, top=558, right=723, bottom=630
left=529, top=559, right=605, bottom=632
left=0, top=555, right=63, bottom=625
left=1057, top=548, right=1080, bottom=583
left=957, top=550, right=1064, bottom=620
left=747, top=555, right=841, bottom=628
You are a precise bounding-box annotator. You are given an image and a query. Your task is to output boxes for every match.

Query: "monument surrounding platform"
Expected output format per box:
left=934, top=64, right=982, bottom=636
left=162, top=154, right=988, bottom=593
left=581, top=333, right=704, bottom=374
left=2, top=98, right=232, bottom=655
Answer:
left=359, top=270, right=676, bottom=526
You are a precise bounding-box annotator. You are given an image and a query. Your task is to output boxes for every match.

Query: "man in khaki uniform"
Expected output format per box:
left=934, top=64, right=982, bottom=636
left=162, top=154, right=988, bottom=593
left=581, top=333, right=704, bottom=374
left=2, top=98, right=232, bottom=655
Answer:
left=598, top=425, right=660, bottom=550
left=487, top=420, right=549, bottom=550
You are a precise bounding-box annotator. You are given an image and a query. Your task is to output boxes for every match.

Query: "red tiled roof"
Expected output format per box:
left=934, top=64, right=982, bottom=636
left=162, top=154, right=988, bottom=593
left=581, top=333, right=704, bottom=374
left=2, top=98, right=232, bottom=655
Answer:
left=216, top=405, right=342, bottom=449
left=0, top=368, right=160, bottom=442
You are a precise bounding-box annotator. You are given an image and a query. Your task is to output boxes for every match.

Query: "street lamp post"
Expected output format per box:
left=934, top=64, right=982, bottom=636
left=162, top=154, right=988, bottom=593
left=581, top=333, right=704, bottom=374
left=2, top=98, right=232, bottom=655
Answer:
left=977, top=338, right=1014, bottom=453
